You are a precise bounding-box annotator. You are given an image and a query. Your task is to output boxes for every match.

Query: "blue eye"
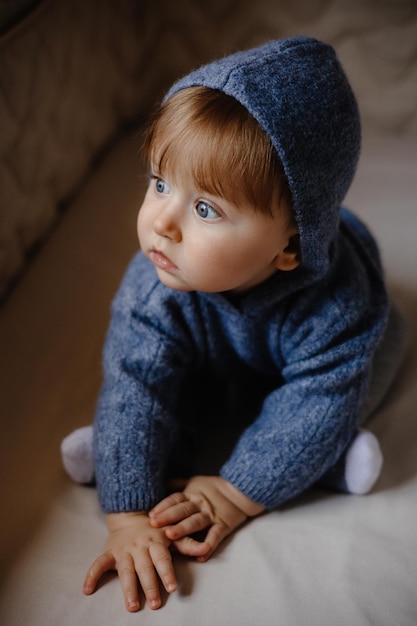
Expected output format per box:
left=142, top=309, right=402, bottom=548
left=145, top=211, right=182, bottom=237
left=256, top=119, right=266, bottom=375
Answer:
left=195, top=201, right=221, bottom=220
left=153, top=177, right=170, bottom=194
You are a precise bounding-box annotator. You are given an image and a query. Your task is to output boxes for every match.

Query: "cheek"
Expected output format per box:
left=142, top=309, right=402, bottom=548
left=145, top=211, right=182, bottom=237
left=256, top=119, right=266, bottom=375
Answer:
left=189, top=239, right=248, bottom=281
left=136, top=212, right=143, bottom=244
left=137, top=205, right=151, bottom=242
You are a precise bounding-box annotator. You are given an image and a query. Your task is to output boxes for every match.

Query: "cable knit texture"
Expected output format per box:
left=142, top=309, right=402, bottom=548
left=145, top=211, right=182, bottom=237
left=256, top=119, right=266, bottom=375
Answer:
left=93, top=38, right=389, bottom=512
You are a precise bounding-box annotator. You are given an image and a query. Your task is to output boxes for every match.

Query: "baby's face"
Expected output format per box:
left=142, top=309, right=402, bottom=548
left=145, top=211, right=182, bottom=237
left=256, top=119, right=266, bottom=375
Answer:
left=137, top=166, right=298, bottom=294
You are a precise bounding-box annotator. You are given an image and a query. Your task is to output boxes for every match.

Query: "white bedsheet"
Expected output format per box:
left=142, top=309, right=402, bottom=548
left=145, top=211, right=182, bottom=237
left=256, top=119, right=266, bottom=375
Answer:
left=0, top=129, right=416, bottom=626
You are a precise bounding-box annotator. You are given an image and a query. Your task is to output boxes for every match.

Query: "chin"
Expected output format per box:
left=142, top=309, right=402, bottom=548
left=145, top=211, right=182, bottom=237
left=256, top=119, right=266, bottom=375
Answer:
left=156, top=271, right=193, bottom=292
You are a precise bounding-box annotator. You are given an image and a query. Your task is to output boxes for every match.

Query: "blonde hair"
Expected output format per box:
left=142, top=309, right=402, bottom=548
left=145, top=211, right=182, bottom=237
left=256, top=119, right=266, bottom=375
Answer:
left=143, top=87, right=292, bottom=216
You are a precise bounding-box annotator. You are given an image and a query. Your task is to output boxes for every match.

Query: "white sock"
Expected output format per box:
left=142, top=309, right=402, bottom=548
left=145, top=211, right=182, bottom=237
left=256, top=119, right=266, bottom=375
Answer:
left=345, top=429, right=383, bottom=495
left=61, top=425, right=94, bottom=484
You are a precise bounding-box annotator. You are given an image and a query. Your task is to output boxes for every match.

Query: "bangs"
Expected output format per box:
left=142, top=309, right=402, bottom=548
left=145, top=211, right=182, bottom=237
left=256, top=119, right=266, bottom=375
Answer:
left=143, top=87, right=292, bottom=215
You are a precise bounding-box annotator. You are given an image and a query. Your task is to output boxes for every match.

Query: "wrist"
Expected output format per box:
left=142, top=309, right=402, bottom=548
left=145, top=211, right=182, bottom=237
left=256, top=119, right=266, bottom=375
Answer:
left=106, top=511, right=148, bottom=530
left=220, top=478, right=266, bottom=517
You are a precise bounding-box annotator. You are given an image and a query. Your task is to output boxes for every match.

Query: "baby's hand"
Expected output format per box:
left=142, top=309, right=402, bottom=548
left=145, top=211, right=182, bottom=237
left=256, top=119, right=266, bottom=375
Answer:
left=149, top=476, right=265, bottom=562
left=83, top=511, right=206, bottom=612
left=83, top=512, right=173, bottom=611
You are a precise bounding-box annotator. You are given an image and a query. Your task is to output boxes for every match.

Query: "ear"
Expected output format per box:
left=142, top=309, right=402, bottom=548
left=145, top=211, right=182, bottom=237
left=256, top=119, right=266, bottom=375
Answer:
left=274, top=234, right=300, bottom=271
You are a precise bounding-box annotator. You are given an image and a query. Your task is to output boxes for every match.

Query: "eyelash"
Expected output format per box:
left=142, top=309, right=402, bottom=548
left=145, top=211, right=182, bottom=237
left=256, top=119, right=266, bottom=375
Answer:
left=150, top=174, right=222, bottom=221
left=195, top=201, right=221, bottom=220
left=151, top=175, right=170, bottom=195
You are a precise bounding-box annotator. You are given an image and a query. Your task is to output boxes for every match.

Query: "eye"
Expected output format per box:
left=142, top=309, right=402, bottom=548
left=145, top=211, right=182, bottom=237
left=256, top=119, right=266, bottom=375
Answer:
left=195, top=201, right=221, bottom=220
left=153, top=177, right=170, bottom=195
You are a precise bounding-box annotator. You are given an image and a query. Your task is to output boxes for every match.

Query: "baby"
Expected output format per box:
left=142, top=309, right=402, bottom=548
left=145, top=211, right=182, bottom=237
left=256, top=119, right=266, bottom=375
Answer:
left=62, top=37, right=406, bottom=612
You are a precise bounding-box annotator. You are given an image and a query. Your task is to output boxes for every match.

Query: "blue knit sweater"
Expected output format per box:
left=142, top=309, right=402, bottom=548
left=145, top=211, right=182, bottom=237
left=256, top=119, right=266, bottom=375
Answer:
left=93, top=38, right=389, bottom=512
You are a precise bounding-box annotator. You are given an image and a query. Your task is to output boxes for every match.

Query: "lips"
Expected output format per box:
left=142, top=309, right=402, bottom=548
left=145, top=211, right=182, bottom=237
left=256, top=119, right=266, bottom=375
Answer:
left=150, top=248, right=178, bottom=271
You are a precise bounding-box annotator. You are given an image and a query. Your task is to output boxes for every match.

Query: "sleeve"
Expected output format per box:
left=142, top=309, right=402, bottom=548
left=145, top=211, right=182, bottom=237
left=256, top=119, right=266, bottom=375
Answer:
left=93, top=254, right=195, bottom=513
left=220, top=263, right=389, bottom=510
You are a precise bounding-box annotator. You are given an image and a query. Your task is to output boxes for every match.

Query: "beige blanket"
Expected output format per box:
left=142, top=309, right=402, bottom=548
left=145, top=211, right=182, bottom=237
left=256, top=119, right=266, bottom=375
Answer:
left=1, top=127, right=416, bottom=625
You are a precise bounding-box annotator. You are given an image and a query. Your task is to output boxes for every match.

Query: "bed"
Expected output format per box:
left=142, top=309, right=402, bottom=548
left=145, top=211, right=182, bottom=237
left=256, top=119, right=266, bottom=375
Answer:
left=1, top=1, right=416, bottom=624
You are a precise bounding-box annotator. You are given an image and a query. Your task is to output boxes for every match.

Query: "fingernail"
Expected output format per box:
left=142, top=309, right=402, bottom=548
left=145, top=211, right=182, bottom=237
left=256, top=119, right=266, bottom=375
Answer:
left=127, top=598, right=139, bottom=610
left=167, top=583, right=177, bottom=593
left=150, top=599, right=160, bottom=609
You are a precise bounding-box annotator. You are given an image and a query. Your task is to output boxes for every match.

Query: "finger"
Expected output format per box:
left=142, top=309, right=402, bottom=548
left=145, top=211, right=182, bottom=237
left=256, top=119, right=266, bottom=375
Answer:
left=196, top=523, right=229, bottom=562
left=150, top=498, right=199, bottom=527
left=172, top=536, right=211, bottom=557
left=165, top=511, right=211, bottom=540
left=117, top=554, right=141, bottom=612
left=149, top=491, right=188, bottom=517
left=134, top=552, right=163, bottom=610
left=83, top=552, right=115, bottom=595
left=149, top=541, right=178, bottom=595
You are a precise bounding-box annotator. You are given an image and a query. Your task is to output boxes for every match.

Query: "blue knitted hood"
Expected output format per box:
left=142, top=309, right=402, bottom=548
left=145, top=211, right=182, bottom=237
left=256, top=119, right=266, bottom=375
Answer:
left=166, top=37, right=361, bottom=282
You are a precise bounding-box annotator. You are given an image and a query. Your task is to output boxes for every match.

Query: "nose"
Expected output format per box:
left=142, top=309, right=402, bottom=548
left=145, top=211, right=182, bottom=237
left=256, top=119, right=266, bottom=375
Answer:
left=153, top=204, right=182, bottom=243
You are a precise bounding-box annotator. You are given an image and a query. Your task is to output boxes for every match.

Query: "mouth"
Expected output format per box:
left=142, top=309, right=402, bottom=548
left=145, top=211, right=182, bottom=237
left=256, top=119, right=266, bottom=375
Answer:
left=149, top=248, right=178, bottom=272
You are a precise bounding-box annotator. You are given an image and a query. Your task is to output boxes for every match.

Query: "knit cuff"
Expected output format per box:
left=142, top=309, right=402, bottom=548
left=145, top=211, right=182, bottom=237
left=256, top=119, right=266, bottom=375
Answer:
left=98, top=485, right=165, bottom=513
left=220, top=464, right=277, bottom=510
